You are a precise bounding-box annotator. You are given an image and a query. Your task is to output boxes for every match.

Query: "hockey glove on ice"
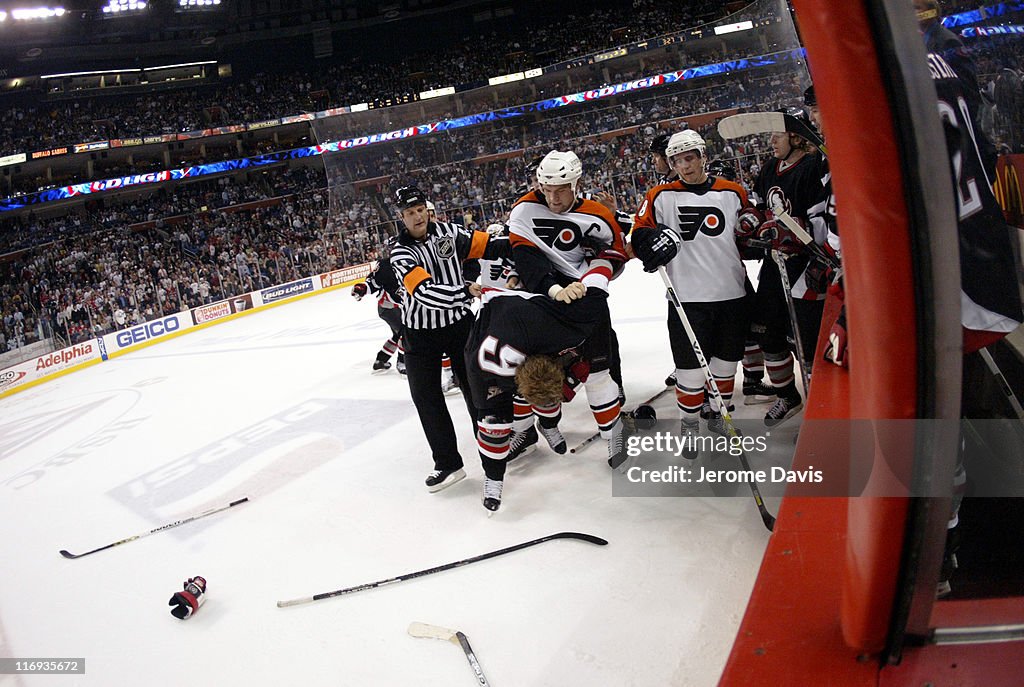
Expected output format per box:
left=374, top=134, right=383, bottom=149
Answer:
left=169, top=576, right=207, bottom=619
left=631, top=224, right=680, bottom=272
left=351, top=283, right=368, bottom=301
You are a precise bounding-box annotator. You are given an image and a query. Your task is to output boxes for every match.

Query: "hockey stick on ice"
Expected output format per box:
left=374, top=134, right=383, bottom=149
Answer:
left=569, top=386, right=673, bottom=454
left=658, top=267, right=776, bottom=531
left=717, top=112, right=828, bottom=157
left=771, top=249, right=812, bottom=399
left=59, top=497, right=249, bottom=559
left=408, top=623, right=491, bottom=686
left=276, top=532, right=608, bottom=607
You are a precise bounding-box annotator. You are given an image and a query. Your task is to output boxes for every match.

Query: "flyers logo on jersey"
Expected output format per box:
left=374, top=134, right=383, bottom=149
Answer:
left=676, top=206, right=727, bottom=241
left=531, top=218, right=582, bottom=251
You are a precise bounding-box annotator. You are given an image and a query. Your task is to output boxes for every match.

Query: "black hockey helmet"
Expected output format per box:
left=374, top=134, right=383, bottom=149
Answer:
left=803, top=85, right=817, bottom=107
left=395, top=186, right=427, bottom=211
left=649, top=132, right=671, bottom=156
left=706, top=158, right=738, bottom=182
left=777, top=105, right=811, bottom=125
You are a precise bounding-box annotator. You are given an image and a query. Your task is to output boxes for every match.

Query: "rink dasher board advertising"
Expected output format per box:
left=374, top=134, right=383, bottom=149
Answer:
left=0, top=263, right=373, bottom=399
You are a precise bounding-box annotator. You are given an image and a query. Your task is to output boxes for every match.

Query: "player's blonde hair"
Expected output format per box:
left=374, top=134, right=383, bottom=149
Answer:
left=515, top=355, right=564, bottom=408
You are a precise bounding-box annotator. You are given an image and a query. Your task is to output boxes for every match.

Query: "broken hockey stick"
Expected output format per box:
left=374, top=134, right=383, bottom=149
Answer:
left=569, top=386, right=673, bottom=454
left=659, top=267, right=776, bottom=531
left=771, top=249, right=812, bottom=399
left=408, top=622, right=491, bottom=686
left=59, top=497, right=249, bottom=559
left=766, top=202, right=840, bottom=271
left=717, top=111, right=828, bottom=158
left=276, top=532, right=608, bottom=607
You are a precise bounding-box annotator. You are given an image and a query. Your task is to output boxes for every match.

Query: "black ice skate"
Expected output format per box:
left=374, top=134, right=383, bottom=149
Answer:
left=507, top=426, right=538, bottom=462
left=743, top=379, right=777, bottom=405
left=764, top=395, right=803, bottom=428
left=482, top=478, right=503, bottom=512
left=425, top=467, right=465, bottom=493
left=679, top=419, right=700, bottom=460
left=537, top=423, right=567, bottom=454
left=372, top=358, right=392, bottom=373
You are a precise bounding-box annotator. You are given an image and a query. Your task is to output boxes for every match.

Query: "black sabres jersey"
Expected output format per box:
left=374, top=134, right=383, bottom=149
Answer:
left=465, top=290, right=609, bottom=407
left=365, top=257, right=402, bottom=308
left=754, top=150, right=830, bottom=234
left=754, top=151, right=830, bottom=299
left=929, top=52, right=1023, bottom=346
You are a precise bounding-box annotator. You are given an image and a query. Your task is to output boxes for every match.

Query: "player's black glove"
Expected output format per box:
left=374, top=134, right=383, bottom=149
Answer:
left=169, top=576, right=207, bottom=620
left=804, top=256, right=831, bottom=295
left=351, top=283, right=368, bottom=301
left=631, top=224, right=680, bottom=272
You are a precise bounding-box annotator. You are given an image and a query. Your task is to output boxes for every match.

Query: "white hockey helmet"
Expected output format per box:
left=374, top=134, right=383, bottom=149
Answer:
left=426, top=200, right=436, bottom=212
left=536, top=150, right=583, bottom=190
left=486, top=223, right=504, bottom=235
left=665, top=130, right=707, bottom=160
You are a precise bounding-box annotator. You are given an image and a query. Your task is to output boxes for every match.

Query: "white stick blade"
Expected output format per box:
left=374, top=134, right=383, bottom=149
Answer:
left=718, top=112, right=786, bottom=140
left=408, top=621, right=457, bottom=642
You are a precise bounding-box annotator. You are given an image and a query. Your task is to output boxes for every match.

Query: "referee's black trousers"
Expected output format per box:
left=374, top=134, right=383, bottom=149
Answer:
left=403, top=314, right=478, bottom=472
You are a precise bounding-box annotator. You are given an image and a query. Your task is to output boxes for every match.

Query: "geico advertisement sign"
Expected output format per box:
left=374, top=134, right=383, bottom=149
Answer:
left=114, top=316, right=183, bottom=348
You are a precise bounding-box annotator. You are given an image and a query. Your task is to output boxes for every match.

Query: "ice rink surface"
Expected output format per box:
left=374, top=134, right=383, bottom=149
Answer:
left=0, top=262, right=795, bottom=686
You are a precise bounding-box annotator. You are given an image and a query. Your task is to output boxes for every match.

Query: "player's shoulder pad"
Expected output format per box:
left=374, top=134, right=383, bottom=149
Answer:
left=646, top=180, right=683, bottom=200
left=574, top=198, right=618, bottom=225
left=511, top=190, right=544, bottom=209
left=710, top=177, right=748, bottom=202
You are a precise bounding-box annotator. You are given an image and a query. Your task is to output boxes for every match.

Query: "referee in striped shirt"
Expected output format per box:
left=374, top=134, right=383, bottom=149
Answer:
left=389, top=186, right=509, bottom=492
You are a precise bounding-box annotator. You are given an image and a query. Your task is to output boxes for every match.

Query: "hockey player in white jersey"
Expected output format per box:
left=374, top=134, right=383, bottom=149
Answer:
left=507, top=150, right=631, bottom=466
left=630, top=130, right=760, bottom=457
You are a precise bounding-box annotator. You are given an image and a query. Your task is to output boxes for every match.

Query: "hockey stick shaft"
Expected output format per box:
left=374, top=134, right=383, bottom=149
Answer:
left=658, top=268, right=775, bottom=531
left=277, top=532, right=608, bottom=607
left=770, top=204, right=840, bottom=270
left=979, top=348, right=1024, bottom=419
left=569, top=386, right=673, bottom=454
left=771, top=250, right=812, bottom=399
left=59, top=497, right=249, bottom=559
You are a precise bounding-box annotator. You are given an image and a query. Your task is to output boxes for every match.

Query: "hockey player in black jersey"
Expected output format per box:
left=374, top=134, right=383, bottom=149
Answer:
left=749, top=108, right=830, bottom=426
left=465, top=285, right=615, bottom=511
left=352, top=236, right=406, bottom=374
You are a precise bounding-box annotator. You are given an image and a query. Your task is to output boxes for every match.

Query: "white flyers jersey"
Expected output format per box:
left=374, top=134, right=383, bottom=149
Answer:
left=508, top=191, right=625, bottom=280
left=633, top=177, right=748, bottom=302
